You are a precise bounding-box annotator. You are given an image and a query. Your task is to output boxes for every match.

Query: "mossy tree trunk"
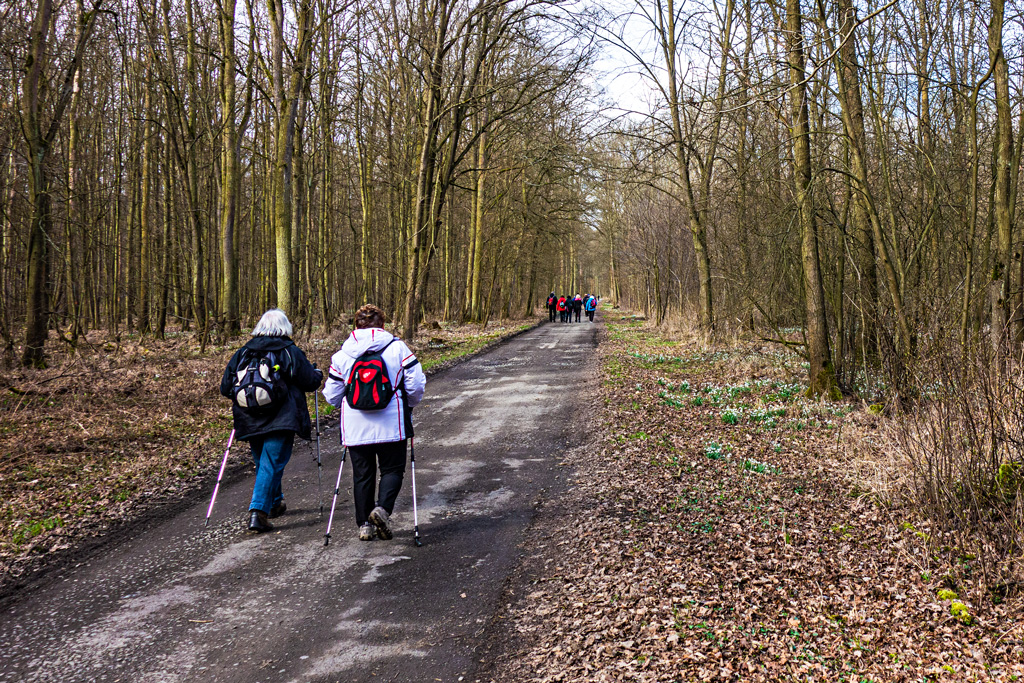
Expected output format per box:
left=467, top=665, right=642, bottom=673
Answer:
left=787, top=0, right=839, bottom=399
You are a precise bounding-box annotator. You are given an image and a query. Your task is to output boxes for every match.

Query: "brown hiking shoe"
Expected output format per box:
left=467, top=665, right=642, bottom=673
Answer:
left=369, top=507, right=393, bottom=540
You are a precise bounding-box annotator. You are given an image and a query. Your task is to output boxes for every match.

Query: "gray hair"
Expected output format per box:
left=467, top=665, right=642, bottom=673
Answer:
left=252, top=308, right=293, bottom=337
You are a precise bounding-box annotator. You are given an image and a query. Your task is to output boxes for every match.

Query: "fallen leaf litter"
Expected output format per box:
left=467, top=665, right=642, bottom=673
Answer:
left=484, top=311, right=1024, bottom=682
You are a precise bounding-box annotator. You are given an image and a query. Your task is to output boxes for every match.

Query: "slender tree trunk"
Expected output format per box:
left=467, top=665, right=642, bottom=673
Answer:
left=184, top=0, right=206, bottom=342
left=988, top=0, right=1014, bottom=352
left=658, top=0, right=716, bottom=340
left=157, top=144, right=171, bottom=338
left=354, top=36, right=375, bottom=307
left=138, top=71, right=154, bottom=335
left=1, top=148, right=15, bottom=359
left=66, top=53, right=84, bottom=342
left=21, top=0, right=101, bottom=367
left=469, top=125, right=488, bottom=321
left=833, top=0, right=879, bottom=356
left=787, top=0, right=838, bottom=398
left=267, top=0, right=310, bottom=313
left=291, top=86, right=309, bottom=320
left=218, top=0, right=240, bottom=332
left=402, top=0, right=448, bottom=340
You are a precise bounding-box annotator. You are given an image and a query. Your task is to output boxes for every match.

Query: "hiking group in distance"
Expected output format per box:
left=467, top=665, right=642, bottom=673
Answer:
left=547, top=292, right=598, bottom=324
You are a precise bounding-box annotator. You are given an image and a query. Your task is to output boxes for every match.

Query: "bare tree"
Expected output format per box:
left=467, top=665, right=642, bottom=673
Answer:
left=20, top=0, right=104, bottom=367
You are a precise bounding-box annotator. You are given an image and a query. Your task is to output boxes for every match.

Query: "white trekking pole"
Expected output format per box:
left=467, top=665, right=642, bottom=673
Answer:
left=410, top=437, right=422, bottom=547
left=323, top=447, right=347, bottom=546
left=314, top=392, right=324, bottom=518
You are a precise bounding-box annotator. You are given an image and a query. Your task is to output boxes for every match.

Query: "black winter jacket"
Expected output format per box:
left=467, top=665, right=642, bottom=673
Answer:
left=220, top=336, right=323, bottom=441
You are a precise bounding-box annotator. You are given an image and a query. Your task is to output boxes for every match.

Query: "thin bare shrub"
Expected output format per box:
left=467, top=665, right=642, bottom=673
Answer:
left=661, top=308, right=702, bottom=345
left=883, top=347, right=1024, bottom=606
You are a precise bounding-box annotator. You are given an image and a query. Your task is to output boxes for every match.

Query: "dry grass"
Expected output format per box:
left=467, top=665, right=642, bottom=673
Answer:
left=846, top=356, right=1024, bottom=609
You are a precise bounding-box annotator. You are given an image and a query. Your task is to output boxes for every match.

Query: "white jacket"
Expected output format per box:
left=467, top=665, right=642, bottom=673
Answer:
left=322, top=328, right=426, bottom=447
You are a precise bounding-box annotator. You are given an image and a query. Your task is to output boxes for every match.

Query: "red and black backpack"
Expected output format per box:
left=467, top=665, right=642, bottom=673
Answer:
left=345, top=340, right=398, bottom=410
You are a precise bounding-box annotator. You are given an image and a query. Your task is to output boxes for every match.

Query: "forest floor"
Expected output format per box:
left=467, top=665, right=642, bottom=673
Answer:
left=0, top=317, right=537, bottom=594
left=483, top=310, right=1024, bottom=683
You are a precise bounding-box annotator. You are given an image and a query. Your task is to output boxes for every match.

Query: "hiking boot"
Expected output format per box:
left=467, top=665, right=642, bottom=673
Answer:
left=269, top=500, right=287, bottom=518
left=369, top=506, right=392, bottom=540
left=247, top=509, right=273, bottom=533
left=359, top=522, right=375, bottom=541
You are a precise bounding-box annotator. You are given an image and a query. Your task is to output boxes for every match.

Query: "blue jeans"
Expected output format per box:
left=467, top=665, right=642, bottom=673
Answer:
left=249, top=432, right=294, bottom=513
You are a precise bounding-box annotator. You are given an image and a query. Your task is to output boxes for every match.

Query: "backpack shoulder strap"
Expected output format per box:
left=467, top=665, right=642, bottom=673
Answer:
left=381, top=338, right=409, bottom=392
left=346, top=338, right=397, bottom=382
left=273, top=343, right=295, bottom=378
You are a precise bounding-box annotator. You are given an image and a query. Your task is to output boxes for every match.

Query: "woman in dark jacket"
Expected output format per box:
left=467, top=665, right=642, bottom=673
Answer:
left=220, top=309, right=323, bottom=532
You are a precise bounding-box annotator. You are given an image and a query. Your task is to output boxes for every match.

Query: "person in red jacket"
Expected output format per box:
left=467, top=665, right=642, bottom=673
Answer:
left=557, top=295, right=568, bottom=323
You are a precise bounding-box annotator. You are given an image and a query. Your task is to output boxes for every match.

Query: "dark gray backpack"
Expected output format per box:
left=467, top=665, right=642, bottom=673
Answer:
left=232, top=347, right=291, bottom=414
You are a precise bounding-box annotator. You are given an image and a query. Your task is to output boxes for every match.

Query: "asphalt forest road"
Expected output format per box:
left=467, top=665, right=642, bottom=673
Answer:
left=0, top=318, right=598, bottom=683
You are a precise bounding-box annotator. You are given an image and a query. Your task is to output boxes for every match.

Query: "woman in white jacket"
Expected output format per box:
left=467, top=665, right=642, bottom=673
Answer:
left=323, top=305, right=426, bottom=541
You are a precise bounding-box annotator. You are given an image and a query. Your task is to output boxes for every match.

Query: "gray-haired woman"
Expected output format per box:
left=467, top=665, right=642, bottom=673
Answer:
left=220, top=309, right=323, bottom=532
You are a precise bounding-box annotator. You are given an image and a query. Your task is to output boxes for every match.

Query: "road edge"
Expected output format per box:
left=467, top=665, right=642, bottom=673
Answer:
left=421, top=318, right=545, bottom=377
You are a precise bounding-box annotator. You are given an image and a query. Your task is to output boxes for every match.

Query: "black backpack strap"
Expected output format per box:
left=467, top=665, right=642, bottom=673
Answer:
left=273, top=343, right=295, bottom=380
left=381, top=339, right=403, bottom=393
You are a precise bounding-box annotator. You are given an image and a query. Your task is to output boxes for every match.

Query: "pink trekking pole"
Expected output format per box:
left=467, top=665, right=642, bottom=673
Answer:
left=205, top=429, right=236, bottom=527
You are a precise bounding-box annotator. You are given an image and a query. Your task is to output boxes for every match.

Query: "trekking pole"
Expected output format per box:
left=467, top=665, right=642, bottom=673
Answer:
left=314, top=392, right=324, bottom=518
left=410, top=437, right=422, bottom=547
left=324, top=447, right=348, bottom=546
left=205, top=429, right=236, bottom=527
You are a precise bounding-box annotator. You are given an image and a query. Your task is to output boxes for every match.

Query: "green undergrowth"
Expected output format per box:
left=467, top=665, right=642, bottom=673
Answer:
left=588, top=309, right=992, bottom=677
left=648, top=368, right=851, bottom=434
left=600, top=306, right=851, bottom=500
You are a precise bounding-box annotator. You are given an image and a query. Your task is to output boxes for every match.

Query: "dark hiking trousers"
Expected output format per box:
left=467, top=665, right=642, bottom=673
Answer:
left=548, top=307, right=556, bottom=322
left=349, top=440, right=407, bottom=526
